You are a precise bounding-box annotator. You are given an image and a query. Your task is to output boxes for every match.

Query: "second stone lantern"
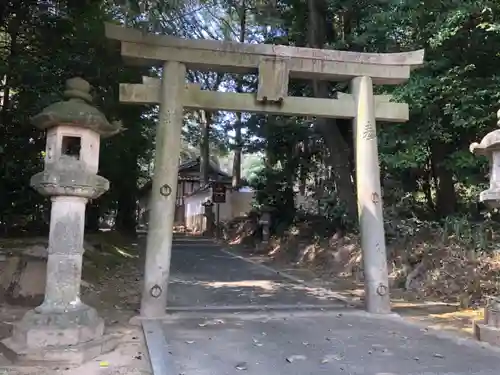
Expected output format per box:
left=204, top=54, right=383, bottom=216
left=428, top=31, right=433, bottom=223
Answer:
left=471, top=108, right=500, bottom=346
left=0, top=78, right=122, bottom=364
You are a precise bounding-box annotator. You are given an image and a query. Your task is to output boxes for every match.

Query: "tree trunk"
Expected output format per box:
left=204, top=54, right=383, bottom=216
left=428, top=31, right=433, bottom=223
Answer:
left=114, top=148, right=139, bottom=236
left=232, top=1, right=247, bottom=188
left=115, top=189, right=138, bottom=235
left=307, top=0, right=357, bottom=221
left=199, top=110, right=210, bottom=185
left=1, top=13, right=20, bottom=127
left=422, top=174, right=435, bottom=213
left=232, top=116, right=242, bottom=187
left=298, top=141, right=308, bottom=195
left=430, top=140, right=456, bottom=217
left=0, top=11, right=21, bottom=231
left=113, top=107, right=142, bottom=236
left=85, top=202, right=100, bottom=232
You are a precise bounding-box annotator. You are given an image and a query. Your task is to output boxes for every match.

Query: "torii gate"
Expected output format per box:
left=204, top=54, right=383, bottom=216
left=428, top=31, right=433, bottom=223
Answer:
left=105, top=23, right=424, bottom=317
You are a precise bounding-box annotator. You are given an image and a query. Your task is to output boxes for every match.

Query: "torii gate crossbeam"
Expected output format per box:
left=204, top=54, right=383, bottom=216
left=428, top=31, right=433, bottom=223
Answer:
left=105, top=22, right=424, bottom=317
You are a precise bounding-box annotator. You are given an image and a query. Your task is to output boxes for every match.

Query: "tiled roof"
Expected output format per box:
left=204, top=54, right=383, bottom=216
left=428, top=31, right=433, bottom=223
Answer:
left=138, top=157, right=232, bottom=197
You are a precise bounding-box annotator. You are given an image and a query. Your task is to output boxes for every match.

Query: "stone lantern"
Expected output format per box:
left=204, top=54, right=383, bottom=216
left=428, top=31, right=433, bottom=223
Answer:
left=202, top=199, right=215, bottom=236
left=0, top=78, right=122, bottom=364
left=259, top=205, right=273, bottom=244
left=470, top=109, right=500, bottom=209
left=471, top=108, right=500, bottom=345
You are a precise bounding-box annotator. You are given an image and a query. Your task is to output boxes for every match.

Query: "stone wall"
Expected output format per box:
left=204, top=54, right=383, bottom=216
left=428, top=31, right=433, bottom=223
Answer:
left=230, top=190, right=254, bottom=218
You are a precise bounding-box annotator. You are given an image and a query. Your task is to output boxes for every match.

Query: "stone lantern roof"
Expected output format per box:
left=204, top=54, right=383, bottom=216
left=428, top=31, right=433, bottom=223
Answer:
left=31, top=77, right=123, bottom=138
left=470, top=109, right=500, bottom=157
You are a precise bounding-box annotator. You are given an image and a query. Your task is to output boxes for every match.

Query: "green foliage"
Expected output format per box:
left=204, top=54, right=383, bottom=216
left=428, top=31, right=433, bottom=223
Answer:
left=0, top=0, right=155, bottom=234
left=228, top=0, right=500, bottom=237
left=252, top=166, right=296, bottom=233
left=2, top=0, right=500, bottom=241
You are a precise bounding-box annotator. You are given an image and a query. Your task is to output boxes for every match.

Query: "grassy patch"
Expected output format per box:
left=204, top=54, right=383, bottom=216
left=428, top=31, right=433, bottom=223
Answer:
left=83, top=232, right=141, bottom=281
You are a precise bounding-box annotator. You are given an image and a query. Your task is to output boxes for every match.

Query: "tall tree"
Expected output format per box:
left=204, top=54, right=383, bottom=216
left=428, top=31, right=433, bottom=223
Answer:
left=306, top=0, right=357, bottom=221
left=231, top=0, right=247, bottom=187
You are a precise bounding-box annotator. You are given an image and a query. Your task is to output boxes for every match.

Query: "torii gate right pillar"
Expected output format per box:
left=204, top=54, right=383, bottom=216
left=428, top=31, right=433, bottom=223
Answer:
left=351, top=76, right=390, bottom=313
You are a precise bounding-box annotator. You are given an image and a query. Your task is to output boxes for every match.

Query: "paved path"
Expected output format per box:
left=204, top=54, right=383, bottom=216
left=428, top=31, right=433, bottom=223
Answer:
left=166, top=242, right=347, bottom=310
left=148, top=239, right=500, bottom=375
left=159, top=310, right=500, bottom=375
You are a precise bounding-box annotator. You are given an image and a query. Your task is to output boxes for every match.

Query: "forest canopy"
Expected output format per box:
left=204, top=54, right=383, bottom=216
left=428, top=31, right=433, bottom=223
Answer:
left=1, top=0, right=500, bottom=238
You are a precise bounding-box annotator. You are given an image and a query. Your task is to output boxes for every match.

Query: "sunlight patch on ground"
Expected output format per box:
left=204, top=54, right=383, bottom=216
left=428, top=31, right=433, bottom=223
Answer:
left=229, top=237, right=244, bottom=245
left=429, top=308, right=484, bottom=320
left=111, top=245, right=138, bottom=258
left=392, top=301, right=458, bottom=309
left=290, top=284, right=346, bottom=300
left=204, top=280, right=278, bottom=291
left=427, top=308, right=484, bottom=334
left=403, top=307, right=484, bottom=336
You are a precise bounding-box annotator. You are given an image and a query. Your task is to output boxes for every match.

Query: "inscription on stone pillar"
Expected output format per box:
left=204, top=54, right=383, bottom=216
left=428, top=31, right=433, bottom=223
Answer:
left=362, top=121, right=376, bottom=140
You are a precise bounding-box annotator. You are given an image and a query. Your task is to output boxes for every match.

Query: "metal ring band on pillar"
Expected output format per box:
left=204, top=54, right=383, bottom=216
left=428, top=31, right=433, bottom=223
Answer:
left=159, top=184, right=172, bottom=197
left=150, top=284, right=162, bottom=298
left=376, top=284, right=388, bottom=296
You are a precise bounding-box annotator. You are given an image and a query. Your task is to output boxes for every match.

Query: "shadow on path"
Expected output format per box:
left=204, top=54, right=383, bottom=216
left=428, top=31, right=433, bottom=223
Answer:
left=167, top=244, right=347, bottom=309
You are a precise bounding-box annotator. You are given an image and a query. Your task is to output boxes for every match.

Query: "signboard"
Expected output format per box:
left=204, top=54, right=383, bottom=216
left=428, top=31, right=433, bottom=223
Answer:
left=212, top=182, right=226, bottom=203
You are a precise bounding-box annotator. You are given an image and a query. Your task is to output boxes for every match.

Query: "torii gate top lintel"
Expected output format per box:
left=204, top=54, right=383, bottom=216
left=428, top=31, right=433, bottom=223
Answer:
left=105, top=23, right=424, bottom=85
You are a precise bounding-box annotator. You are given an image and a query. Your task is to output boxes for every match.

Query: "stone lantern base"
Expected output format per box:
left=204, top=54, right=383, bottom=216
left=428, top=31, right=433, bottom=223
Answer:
left=1, top=335, right=119, bottom=366
left=474, top=301, right=500, bottom=346
left=474, top=321, right=500, bottom=346
left=0, top=305, right=120, bottom=365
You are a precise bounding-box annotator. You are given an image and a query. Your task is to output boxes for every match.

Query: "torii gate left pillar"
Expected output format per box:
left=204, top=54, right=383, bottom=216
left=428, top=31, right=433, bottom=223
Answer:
left=106, top=23, right=424, bottom=317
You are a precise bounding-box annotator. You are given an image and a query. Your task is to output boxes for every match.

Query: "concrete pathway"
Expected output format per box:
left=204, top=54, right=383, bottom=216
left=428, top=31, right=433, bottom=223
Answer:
left=166, top=241, right=347, bottom=310
left=158, top=310, right=500, bottom=375
left=148, top=240, right=500, bottom=375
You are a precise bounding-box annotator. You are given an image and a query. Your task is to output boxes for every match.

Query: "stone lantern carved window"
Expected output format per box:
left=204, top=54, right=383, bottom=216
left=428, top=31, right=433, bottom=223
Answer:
left=61, top=135, right=81, bottom=160
left=43, top=126, right=101, bottom=174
